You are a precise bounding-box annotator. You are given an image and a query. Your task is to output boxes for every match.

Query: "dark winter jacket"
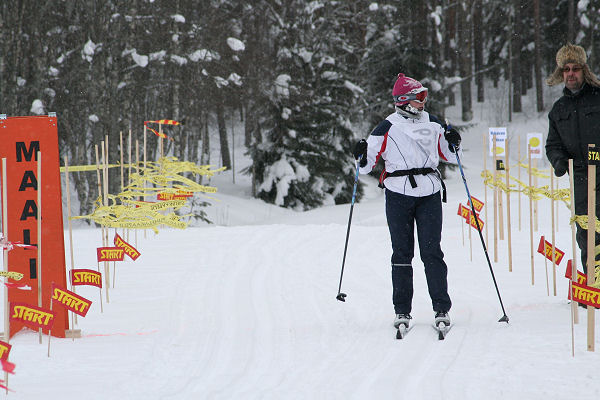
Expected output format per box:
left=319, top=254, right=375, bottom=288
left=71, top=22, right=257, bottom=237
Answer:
left=546, top=83, right=600, bottom=214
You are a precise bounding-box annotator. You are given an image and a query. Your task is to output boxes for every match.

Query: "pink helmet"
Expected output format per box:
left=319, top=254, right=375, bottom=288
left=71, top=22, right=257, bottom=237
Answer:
left=392, top=73, right=428, bottom=106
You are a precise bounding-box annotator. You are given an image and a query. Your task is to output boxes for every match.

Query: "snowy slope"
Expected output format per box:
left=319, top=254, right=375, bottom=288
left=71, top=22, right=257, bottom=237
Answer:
left=5, top=90, right=600, bottom=399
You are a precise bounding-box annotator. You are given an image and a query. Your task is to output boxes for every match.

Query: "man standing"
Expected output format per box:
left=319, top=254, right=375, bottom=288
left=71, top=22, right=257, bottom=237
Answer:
left=353, top=73, right=461, bottom=331
left=546, top=43, right=600, bottom=278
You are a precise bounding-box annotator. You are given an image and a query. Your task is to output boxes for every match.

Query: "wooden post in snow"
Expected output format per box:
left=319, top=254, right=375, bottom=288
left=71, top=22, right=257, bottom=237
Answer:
left=37, top=151, right=42, bottom=344
left=483, top=133, right=489, bottom=248
left=569, top=159, right=579, bottom=325
left=505, top=141, right=513, bottom=272
left=493, top=137, right=499, bottom=263
left=2, top=158, right=9, bottom=389
left=528, top=144, right=535, bottom=285
left=586, top=144, right=596, bottom=352
left=518, top=135, right=522, bottom=231
left=551, top=171, right=557, bottom=296
left=63, top=156, right=77, bottom=332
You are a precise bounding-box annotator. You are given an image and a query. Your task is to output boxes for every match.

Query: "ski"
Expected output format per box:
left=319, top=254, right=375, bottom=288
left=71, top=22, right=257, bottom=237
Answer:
left=433, top=322, right=451, bottom=340
left=395, top=324, right=413, bottom=339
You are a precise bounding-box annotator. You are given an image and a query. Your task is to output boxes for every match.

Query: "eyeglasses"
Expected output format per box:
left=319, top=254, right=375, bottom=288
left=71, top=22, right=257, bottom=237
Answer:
left=393, top=89, right=428, bottom=104
left=562, top=66, right=582, bottom=73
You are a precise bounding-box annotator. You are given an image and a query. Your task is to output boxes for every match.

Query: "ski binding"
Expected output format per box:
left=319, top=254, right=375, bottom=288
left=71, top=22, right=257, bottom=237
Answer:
left=395, top=323, right=412, bottom=339
left=433, top=322, right=451, bottom=340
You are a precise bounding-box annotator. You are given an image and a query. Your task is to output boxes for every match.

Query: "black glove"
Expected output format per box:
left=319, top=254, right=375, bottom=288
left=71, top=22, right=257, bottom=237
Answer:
left=554, top=159, right=568, bottom=177
left=353, top=139, right=368, bottom=167
left=444, top=126, right=461, bottom=153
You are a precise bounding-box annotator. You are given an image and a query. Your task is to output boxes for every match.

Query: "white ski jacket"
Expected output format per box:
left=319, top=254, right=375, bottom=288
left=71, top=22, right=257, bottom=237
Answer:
left=359, top=111, right=460, bottom=198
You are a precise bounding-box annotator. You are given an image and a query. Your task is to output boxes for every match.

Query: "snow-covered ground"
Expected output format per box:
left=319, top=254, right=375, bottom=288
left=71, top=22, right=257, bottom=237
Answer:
left=4, top=84, right=600, bottom=399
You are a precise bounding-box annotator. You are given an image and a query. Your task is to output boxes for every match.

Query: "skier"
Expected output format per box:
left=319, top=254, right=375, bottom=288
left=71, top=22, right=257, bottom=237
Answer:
left=353, top=73, right=461, bottom=332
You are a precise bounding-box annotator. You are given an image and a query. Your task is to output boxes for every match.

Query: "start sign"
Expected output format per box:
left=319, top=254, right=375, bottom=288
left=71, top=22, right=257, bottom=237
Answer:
left=588, top=145, right=600, bottom=165
left=0, top=115, right=68, bottom=338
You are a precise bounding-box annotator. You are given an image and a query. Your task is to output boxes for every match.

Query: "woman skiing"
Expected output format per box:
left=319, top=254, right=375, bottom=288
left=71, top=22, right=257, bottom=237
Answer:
left=352, top=73, right=461, bottom=333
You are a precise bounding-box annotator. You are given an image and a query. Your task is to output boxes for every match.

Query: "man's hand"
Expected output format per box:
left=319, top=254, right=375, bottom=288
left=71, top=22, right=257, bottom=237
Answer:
left=554, top=159, right=568, bottom=177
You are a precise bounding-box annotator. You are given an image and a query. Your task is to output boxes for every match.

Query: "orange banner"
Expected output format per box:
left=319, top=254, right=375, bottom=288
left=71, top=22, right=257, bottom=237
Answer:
left=96, top=247, right=125, bottom=262
left=144, top=120, right=180, bottom=141
left=1, top=359, right=15, bottom=374
left=146, top=119, right=180, bottom=126
left=0, top=341, right=11, bottom=361
left=10, top=302, right=55, bottom=331
left=51, top=283, right=92, bottom=317
left=0, top=115, right=68, bottom=338
left=113, top=233, right=141, bottom=261
left=457, top=203, right=470, bottom=219
left=467, top=196, right=484, bottom=213
left=572, top=281, right=600, bottom=308
left=71, top=269, right=102, bottom=288
left=467, top=212, right=484, bottom=230
left=564, top=259, right=587, bottom=284
left=157, top=191, right=192, bottom=201
left=457, top=203, right=484, bottom=230
left=536, top=235, right=565, bottom=264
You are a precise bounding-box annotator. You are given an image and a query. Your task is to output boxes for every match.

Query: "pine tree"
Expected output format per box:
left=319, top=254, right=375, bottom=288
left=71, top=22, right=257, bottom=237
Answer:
left=248, top=1, right=358, bottom=209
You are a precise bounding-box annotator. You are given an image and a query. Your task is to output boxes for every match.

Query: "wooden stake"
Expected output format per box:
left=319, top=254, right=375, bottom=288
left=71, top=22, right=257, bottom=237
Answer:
left=505, top=142, right=513, bottom=272
left=556, top=178, right=560, bottom=232
left=127, top=130, right=132, bottom=243
left=483, top=133, right=489, bottom=248
left=551, top=171, right=557, bottom=296
left=534, top=158, right=539, bottom=231
left=528, top=145, right=535, bottom=285
left=159, top=123, right=164, bottom=159
left=102, top=139, right=111, bottom=300
left=120, top=131, right=124, bottom=196
left=468, top=210, right=473, bottom=261
left=63, top=156, right=77, bottom=335
left=544, top=245, right=550, bottom=296
left=47, top=299, right=53, bottom=357
left=143, top=125, right=147, bottom=240
left=461, top=212, right=465, bottom=246
left=569, top=160, right=579, bottom=325
left=518, top=135, right=522, bottom=231
left=493, top=137, right=498, bottom=262
left=135, top=139, right=140, bottom=248
left=94, top=145, right=105, bottom=312
left=2, top=158, right=10, bottom=389
left=99, top=143, right=110, bottom=303
left=37, top=151, right=42, bottom=344
left=498, top=158, right=505, bottom=241
left=586, top=144, right=596, bottom=352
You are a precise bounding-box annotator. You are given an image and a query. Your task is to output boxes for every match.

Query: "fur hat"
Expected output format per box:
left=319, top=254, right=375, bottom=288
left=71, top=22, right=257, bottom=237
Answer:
left=546, top=43, right=600, bottom=87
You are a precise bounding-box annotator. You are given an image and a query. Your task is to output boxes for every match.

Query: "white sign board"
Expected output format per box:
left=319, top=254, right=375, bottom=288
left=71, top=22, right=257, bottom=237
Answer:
left=526, top=132, right=544, bottom=159
left=489, top=127, right=507, bottom=157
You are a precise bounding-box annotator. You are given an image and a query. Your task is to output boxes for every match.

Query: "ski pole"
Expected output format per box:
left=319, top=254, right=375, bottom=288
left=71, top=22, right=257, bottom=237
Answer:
left=452, top=143, right=509, bottom=323
left=336, top=158, right=361, bottom=302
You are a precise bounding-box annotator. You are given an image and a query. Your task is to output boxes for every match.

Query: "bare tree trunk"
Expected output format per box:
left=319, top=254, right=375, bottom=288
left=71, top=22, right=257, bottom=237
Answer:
left=534, top=0, right=544, bottom=111
left=473, top=0, right=484, bottom=103
left=445, top=0, right=457, bottom=106
left=458, top=0, right=473, bottom=121
left=216, top=100, right=232, bottom=170
left=511, top=0, right=522, bottom=113
left=568, top=0, right=575, bottom=43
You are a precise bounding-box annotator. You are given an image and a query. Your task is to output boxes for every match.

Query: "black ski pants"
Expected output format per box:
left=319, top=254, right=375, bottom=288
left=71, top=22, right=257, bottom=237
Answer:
left=385, top=189, right=451, bottom=315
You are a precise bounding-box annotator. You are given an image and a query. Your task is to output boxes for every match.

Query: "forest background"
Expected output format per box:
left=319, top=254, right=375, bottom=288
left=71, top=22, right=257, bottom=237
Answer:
left=0, top=0, right=594, bottom=217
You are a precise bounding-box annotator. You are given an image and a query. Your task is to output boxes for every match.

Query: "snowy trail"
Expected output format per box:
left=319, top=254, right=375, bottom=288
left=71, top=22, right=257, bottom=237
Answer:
left=6, top=133, right=600, bottom=399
